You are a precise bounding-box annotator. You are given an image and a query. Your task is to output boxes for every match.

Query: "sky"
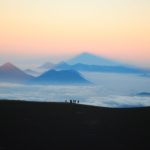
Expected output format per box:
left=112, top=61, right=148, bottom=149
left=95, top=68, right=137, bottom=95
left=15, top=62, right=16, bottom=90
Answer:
left=0, top=0, right=150, bottom=68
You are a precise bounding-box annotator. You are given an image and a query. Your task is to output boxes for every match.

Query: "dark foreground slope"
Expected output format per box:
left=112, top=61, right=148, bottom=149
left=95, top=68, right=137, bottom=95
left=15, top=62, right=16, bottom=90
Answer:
left=0, top=100, right=150, bottom=150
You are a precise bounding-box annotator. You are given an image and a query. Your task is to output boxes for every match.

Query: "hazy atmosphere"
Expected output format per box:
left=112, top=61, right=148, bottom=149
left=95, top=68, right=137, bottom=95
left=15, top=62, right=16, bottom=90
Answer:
left=0, top=0, right=150, bottom=108
left=0, top=0, right=150, bottom=68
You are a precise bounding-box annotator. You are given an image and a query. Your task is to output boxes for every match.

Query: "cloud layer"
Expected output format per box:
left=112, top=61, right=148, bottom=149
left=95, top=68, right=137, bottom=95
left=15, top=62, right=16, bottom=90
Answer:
left=0, top=72, right=150, bottom=108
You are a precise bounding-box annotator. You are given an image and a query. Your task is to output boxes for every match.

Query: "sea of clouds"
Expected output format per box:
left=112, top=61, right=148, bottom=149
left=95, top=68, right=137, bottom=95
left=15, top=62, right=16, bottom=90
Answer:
left=0, top=72, right=150, bottom=108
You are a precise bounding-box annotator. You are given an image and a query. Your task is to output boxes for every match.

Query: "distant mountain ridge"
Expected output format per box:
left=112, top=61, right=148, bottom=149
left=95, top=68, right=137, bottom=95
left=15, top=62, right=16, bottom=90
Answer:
left=67, top=52, right=122, bottom=66
left=37, top=52, right=148, bottom=73
left=38, top=62, right=55, bottom=70
left=0, top=62, right=33, bottom=83
left=55, top=62, right=147, bottom=73
left=0, top=62, right=90, bottom=84
left=30, top=69, right=90, bottom=85
left=24, top=69, right=39, bottom=76
left=0, top=52, right=148, bottom=84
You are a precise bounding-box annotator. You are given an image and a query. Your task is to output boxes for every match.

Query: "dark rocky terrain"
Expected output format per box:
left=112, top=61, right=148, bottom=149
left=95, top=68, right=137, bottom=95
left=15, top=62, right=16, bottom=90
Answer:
left=0, top=100, right=150, bottom=150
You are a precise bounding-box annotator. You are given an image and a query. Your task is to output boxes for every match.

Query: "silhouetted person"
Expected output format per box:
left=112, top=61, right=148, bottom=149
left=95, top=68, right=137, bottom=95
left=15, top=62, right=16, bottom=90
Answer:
left=77, top=100, right=79, bottom=104
left=70, top=100, right=72, bottom=104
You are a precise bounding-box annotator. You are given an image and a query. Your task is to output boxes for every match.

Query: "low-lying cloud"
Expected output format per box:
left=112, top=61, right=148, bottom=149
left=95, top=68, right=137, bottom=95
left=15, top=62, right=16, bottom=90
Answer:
left=0, top=83, right=150, bottom=108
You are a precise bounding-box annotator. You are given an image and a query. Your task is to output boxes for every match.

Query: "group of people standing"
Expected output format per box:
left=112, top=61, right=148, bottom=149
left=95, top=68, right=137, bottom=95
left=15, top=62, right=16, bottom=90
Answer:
left=65, top=100, right=80, bottom=104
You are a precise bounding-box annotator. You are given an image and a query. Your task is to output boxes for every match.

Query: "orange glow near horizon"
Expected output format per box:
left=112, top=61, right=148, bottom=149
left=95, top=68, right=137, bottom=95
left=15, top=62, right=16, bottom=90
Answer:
left=0, top=0, right=150, bottom=68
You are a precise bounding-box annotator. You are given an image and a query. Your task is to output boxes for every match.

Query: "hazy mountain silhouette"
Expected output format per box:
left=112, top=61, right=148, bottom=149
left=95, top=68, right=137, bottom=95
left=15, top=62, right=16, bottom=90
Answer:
left=30, top=69, right=90, bottom=84
left=136, top=92, right=150, bottom=97
left=0, top=62, right=33, bottom=83
left=38, top=62, right=55, bottom=70
left=55, top=62, right=146, bottom=73
left=55, top=62, right=71, bottom=70
left=24, top=69, right=39, bottom=76
left=67, top=52, right=122, bottom=66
